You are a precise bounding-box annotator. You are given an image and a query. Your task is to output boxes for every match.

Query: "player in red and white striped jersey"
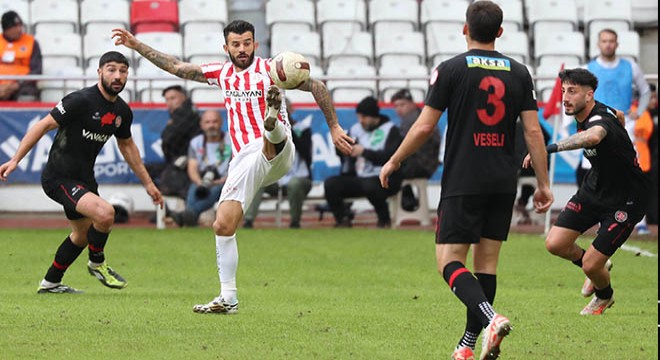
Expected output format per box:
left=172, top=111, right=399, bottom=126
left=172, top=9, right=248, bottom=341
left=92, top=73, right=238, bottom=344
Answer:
left=113, top=21, right=353, bottom=314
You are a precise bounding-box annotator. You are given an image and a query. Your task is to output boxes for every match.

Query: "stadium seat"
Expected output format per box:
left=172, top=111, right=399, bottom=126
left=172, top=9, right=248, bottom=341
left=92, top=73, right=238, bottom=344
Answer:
left=326, top=63, right=377, bottom=103
left=537, top=56, right=582, bottom=68
left=535, top=63, right=565, bottom=102
left=0, top=1, right=29, bottom=28
left=265, top=0, right=316, bottom=33
left=187, top=54, right=229, bottom=67
left=584, top=0, right=632, bottom=37
left=83, top=31, right=134, bottom=68
left=281, top=64, right=323, bottom=103
left=184, top=31, right=225, bottom=63
left=36, top=32, right=83, bottom=66
left=375, top=31, right=425, bottom=66
left=179, top=0, right=228, bottom=34
left=495, top=31, right=529, bottom=64
left=378, top=63, right=429, bottom=103
left=589, top=30, right=640, bottom=61
left=80, top=0, right=130, bottom=34
left=534, top=31, right=585, bottom=67
left=134, top=32, right=183, bottom=67
left=372, top=22, right=416, bottom=48
left=420, top=0, right=468, bottom=35
left=39, top=66, right=85, bottom=102
left=392, top=178, right=431, bottom=227
left=323, top=30, right=373, bottom=66
left=316, top=0, right=368, bottom=34
left=527, top=0, right=579, bottom=36
left=30, top=0, right=79, bottom=34
left=187, top=83, right=223, bottom=104
left=270, top=30, right=321, bottom=65
left=426, top=25, right=466, bottom=67
left=135, top=61, right=185, bottom=103
left=130, top=0, right=179, bottom=34
left=631, top=0, right=658, bottom=26
left=368, top=0, right=419, bottom=37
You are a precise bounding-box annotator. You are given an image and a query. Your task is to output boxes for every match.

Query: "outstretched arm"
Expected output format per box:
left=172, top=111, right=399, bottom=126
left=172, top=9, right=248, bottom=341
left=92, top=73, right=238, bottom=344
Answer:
left=0, top=115, right=58, bottom=181
left=298, top=78, right=353, bottom=155
left=112, top=28, right=207, bottom=83
left=379, top=105, right=441, bottom=188
left=117, top=137, right=164, bottom=207
left=551, top=124, right=607, bottom=152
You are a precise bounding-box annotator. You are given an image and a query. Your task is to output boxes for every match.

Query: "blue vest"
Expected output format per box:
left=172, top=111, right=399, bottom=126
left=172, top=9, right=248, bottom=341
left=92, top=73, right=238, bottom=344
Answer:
left=588, top=59, right=633, bottom=112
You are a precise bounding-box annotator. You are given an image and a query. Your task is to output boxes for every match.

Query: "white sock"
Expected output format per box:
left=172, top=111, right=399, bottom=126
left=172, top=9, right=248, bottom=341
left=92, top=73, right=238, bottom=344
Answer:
left=215, top=234, right=238, bottom=304
left=264, top=119, right=286, bottom=144
left=40, top=279, right=59, bottom=288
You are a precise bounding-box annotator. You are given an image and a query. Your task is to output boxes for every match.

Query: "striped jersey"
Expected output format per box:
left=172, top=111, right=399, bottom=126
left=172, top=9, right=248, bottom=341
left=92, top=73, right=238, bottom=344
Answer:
left=201, top=56, right=289, bottom=155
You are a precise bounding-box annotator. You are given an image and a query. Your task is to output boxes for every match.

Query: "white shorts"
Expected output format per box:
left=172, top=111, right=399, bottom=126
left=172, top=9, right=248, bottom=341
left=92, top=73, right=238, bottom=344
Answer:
left=219, top=136, right=295, bottom=212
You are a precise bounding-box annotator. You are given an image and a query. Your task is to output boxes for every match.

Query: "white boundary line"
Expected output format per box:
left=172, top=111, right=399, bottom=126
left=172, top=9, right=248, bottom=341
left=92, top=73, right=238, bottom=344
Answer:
left=620, top=244, right=657, bottom=258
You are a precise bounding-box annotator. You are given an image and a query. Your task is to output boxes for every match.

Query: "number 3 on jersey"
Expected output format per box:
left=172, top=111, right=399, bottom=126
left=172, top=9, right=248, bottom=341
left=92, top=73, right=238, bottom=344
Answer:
left=477, top=76, right=505, bottom=126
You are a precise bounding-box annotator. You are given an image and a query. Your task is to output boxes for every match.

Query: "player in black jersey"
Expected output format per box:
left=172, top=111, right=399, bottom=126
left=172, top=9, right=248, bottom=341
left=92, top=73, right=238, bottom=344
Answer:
left=379, top=2, right=553, bottom=359
left=0, top=51, right=163, bottom=294
left=523, top=68, right=651, bottom=316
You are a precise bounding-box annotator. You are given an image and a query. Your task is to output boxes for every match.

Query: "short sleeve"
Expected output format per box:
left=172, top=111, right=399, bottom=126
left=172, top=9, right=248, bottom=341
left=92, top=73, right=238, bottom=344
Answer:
left=201, top=62, right=225, bottom=87
left=49, top=91, right=84, bottom=128
left=425, top=63, right=452, bottom=111
left=114, top=106, right=133, bottom=139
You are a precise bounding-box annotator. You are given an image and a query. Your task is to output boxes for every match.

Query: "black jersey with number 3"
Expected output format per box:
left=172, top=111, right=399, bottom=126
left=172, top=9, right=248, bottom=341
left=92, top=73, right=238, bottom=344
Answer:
left=578, top=101, right=650, bottom=207
left=426, top=49, right=537, bottom=197
left=42, top=85, right=133, bottom=184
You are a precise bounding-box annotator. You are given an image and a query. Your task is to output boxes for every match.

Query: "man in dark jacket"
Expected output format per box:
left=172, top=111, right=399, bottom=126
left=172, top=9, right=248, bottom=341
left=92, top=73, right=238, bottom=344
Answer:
left=324, top=96, right=403, bottom=228
left=147, top=85, right=201, bottom=198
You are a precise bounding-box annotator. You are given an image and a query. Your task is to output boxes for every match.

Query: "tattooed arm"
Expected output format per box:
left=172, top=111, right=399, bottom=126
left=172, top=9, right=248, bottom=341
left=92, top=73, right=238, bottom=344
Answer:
left=112, top=28, right=207, bottom=83
left=298, top=78, right=354, bottom=155
left=554, top=125, right=607, bottom=152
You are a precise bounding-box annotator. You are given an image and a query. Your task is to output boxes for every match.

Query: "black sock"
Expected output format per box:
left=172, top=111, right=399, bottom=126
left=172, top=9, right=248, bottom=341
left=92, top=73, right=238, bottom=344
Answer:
left=87, top=226, right=109, bottom=264
left=459, top=273, right=498, bottom=348
left=44, top=236, right=85, bottom=283
left=571, top=248, right=586, bottom=268
left=443, top=261, right=494, bottom=328
left=595, top=284, right=614, bottom=299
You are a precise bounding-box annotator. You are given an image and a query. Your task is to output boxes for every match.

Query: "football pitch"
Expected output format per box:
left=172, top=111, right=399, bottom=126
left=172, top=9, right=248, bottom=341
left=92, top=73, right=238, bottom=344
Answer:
left=1, top=228, right=657, bottom=360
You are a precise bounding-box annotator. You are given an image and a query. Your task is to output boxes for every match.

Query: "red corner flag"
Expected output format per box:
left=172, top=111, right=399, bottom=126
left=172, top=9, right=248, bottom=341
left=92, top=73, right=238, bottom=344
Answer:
left=542, top=63, right=565, bottom=120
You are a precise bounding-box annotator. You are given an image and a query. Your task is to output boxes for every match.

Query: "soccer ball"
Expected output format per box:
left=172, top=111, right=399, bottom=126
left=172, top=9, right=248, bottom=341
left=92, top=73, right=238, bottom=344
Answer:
left=269, top=51, right=311, bottom=89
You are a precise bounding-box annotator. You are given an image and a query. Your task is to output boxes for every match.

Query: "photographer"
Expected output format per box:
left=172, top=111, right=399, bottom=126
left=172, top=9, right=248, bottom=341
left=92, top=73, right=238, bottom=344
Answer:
left=171, top=110, right=230, bottom=227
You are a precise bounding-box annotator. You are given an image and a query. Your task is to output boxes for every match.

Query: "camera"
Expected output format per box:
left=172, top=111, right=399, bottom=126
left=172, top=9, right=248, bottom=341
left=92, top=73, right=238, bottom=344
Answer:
left=195, top=166, right=219, bottom=198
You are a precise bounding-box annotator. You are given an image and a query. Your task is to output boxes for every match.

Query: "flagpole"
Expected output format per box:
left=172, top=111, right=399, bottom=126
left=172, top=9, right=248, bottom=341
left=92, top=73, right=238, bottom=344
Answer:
left=544, top=64, right=565, bottom=235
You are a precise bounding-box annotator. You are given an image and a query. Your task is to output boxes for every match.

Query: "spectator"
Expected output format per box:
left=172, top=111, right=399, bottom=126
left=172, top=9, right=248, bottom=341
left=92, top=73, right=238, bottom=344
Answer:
left=630, top=83, right=657, bottom=233
left=390, top=89, right=441, bottom=211
left=588, top=29, right=650, bottom=142
left=171, top=110, right=231, bottom=227
left=0, top=11, right=42, bottom=101
left=324, top=96, right=403, bottom=228
left=243, top=98, right=313, bottom=229
left=146, top=85, right=201, bottom=199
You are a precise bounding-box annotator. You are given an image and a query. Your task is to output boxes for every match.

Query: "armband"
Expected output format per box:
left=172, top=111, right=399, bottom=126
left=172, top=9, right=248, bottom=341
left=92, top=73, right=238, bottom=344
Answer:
left=546, top=143, right=558, bottom=153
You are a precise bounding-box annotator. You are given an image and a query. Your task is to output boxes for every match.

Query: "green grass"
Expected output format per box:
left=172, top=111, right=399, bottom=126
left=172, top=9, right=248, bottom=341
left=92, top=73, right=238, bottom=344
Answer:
left=0, top=228, right=657, bottom=360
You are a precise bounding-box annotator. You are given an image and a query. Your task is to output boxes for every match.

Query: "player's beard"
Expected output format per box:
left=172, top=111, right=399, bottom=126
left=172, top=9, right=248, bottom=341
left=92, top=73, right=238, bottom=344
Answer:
left=564, top=101, right=585, bottom=116
left=101, top=76, right=126, bottom=96
left=229, top=51, right=254, bottom=70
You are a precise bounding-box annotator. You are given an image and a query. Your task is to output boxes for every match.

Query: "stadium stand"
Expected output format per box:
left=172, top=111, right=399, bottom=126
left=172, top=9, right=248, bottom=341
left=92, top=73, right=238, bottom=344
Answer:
left=375, top=31, right=426, bottom=66
left=534, top=31, right=586, bottom=67
left=270, top=29, right=321, bottom=65
left=378, top=63, right=429, bottom=103
left=631, top=0, right=658, bottom=26
left=426, top=26, right=466, bottom=68
left=80, top=0, right=130, bottom=36
left=179, top=0, right=229, bottom=35
left=495, top=30, right=530, bottom=63
left=0, top=1, right=29, bottom=26
left=30, top=0, right=79, bottom=34
left=36, top=32, right=83, bottom=66
left=420, top=0, right=468, bottom=36
left=265, top=0, right=315, bottom=34
left=589, top=29, right=641, bottom=61
left=316, top=0, right=368, bottom=34
left=323, top=30, right=373, bottom=67
left=584, top=0, right=633, bottom=37
left=326, top=63, right=377, bottom=103
left=130, top=0, right=179, bottom=33
left=183, top=31, right=226, bottom=64
left=84, top=31, right=135, bottom=68
left=368, top=0, right=418, bottom=37
left=527, top=0, right=579, bottom=36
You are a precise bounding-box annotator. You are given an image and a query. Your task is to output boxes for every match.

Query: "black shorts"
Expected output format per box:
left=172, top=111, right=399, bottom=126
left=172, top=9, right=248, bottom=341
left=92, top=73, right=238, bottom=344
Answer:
left=554, top=193, right=646, bottom=256
left=435, top=193, right=516, bottom=244
left=42, top=177, right=98, bottom=220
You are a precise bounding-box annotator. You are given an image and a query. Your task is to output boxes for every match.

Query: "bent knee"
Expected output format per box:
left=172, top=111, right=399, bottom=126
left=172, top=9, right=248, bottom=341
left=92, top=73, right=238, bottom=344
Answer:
left=544, top=237, right=564, bottom=256
left=213, top=219, right=235, bottom=236
left=95, top=206, right=115, bottom=229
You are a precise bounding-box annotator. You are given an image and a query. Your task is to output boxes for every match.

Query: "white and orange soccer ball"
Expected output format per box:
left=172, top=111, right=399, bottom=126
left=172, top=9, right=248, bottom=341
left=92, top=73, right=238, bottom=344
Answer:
left=269, top=51, right=311, bottom=89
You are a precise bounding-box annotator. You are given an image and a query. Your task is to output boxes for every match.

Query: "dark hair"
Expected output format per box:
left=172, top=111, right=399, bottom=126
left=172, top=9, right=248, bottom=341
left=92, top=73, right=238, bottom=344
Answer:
left=2, top=10, right=22, bottom=31
left=598, top=28, right=618, bottom=40
left=466, top=1, right=503, bottom=44
left=390, top=89, right=413, bottom=103
left=650, top=83, right=656, bottom=92
left=559, top=68, right=599, bottom=91
left=99, top=51, right=129, bottom=68
left=223, top=20, right=255, bottom=43
left=161, top=85, right=187, bottom=97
